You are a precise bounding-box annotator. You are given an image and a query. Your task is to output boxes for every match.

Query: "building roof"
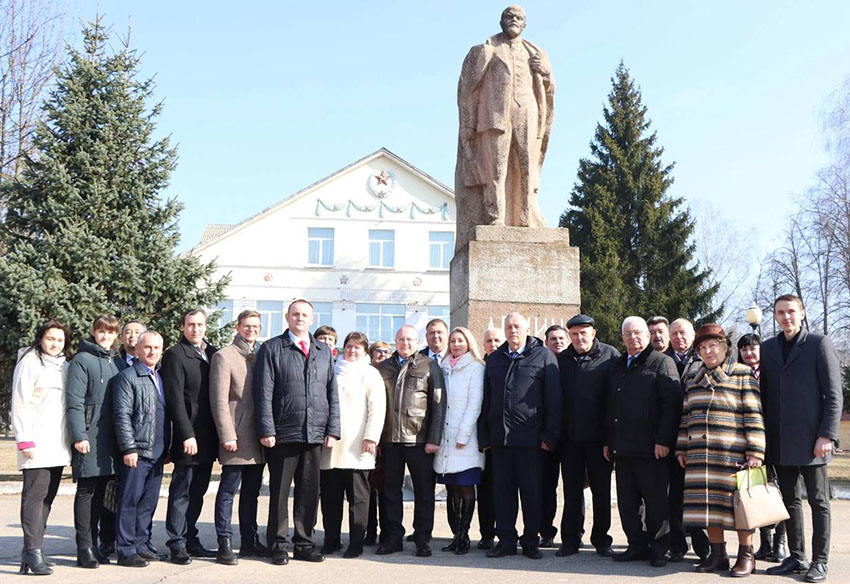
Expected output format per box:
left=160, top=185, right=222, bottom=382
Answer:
left=189, top=147, right=454, bottom=254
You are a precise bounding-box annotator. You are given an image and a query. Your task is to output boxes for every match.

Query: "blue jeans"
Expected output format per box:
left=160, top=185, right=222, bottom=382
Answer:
left=214, top=464, right=264, bottom=543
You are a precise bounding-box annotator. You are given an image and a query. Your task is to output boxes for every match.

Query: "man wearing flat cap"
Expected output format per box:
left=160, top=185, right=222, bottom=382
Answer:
left=555, top=315, right=619, bottom=558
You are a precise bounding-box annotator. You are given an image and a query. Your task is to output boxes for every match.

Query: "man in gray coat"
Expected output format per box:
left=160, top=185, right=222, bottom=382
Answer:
left=761, top=294, right=843, bottom=583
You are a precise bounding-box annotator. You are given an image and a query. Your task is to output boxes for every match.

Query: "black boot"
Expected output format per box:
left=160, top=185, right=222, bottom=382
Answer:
left=772, top=533, right=788, bottom=563
left=76, top=546, right=100, bottom=569
left=455, top=497, right=475, bottom=555
left=695, top=542, right=730, bottom=573
left=217, top=538, right=238, bottom=565
left=20, top=549, right=53, bottom=575
left=754, top=527, right=773, bottom=561
left=441, top=495, right=460, bottom=552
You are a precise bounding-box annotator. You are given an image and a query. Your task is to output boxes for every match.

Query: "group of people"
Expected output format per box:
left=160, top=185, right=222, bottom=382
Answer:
left=9, top=294, right=842, bottom=583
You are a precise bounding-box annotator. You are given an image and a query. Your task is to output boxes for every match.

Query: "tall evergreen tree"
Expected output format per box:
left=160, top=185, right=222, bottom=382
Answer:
left=560, top=62, right=719, bottom=342
left=0, top=18, right=229, bottom=417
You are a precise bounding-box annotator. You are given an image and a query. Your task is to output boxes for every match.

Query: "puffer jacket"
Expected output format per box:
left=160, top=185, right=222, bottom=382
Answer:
left=478, top=336, right=561, bottom=449
left=253, top=331, right=340, bottom=444
left=66, top=338, right=120, bottom=479
left=112, top=361, right=171, bottom=459
left=377, top=351, right=447, bottom=445
left=434, top=352, right=485, bottom=474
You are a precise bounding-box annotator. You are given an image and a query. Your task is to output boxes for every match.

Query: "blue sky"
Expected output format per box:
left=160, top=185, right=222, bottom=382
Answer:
left=71, top=1, right=850, bottom=259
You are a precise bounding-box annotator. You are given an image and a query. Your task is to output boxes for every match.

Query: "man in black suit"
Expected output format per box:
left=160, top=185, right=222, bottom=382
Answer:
left=762, top=295, right=843, bottom=583
left=162, top=309, right=218, bottom=564
left=420, top=318, right=449, bottom=364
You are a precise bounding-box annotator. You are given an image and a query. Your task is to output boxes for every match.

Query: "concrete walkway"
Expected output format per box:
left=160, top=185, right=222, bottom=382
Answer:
left=0, top=489, right=847, bottom=583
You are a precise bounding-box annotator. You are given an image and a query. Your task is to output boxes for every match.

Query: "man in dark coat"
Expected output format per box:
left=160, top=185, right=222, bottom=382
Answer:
left=663, top=318, right=710, bottom=563
left=556, top=314, right=618, bottom=558
left=66, top=315, right=121, bottom=567
left=112, top=331, right=170, bottom=568
left=604, top=316, right=681, bottom=567
left=254, top=299, right=340, bottom=565
left=762, top=295, right=843, bottom=583
left=115, top=320, right=147, bottom=371
left=375, top=324, right=446, bottom=557
left=478, top=312, right=560, bottom=560
left=539, top=324, right=568, bottom=549
left=161, top=309, right=219, bottom=563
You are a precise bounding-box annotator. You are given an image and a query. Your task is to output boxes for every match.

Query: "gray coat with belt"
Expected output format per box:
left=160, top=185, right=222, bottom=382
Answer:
left=759, top=328, right=843, bottom=466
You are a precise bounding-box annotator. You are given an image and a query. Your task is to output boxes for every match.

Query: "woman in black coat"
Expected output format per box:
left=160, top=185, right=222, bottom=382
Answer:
left=66, top=315, right=121, bottom=568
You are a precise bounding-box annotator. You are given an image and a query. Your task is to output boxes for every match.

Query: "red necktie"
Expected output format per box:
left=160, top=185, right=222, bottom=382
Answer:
left=299, top=340, right=309, bottom=356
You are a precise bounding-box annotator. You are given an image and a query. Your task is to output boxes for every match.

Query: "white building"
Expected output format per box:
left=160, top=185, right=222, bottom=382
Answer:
left=189, top=148, right=456, bottom=345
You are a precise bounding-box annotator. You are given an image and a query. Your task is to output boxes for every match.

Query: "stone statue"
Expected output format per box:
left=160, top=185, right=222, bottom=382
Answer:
left=454, top=5, right=555, bottom=250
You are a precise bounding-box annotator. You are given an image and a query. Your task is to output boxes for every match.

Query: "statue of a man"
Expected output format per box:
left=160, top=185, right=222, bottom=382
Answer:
left=455, top=5, right=555, bottom=250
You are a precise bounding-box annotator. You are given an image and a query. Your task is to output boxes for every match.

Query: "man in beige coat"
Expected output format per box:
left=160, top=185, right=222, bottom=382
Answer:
left=210, top=310, right=266, bottom=565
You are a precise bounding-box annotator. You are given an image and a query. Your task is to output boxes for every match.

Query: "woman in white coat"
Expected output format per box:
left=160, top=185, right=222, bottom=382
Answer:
left=434, top=327, right=485, bottom=555
left=320, top=331, right=386, bottom=558
left=11, top=321, right=73, bottom=575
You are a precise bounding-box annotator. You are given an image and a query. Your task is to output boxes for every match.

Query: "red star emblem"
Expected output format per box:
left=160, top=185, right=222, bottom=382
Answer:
left=375, top=171, right=391, bottom=186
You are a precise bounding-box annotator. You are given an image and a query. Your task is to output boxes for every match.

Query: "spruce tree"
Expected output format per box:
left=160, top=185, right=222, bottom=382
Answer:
left=560, top=63, right=719, bottom=342
left=0, top=18, right=229, bottom=416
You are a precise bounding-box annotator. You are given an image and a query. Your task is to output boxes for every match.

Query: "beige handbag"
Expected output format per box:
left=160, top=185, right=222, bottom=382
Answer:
left=733, top=467, right=790, bottom=530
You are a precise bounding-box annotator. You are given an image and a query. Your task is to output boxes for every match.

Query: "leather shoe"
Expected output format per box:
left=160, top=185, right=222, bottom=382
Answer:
left=666, top=549, right=685, bottom=562
left=98, top=542, right=115, bottom=557
left=117, top=554, right=149, bottom=568
left=137, top=549, right=160, bottom=561
left=650, top=553, right=668, bottom=567
left=343, top=546, right=363, bottom=558
left=555, top=545, right=579, bottom=557
left=76, top=547, right=99, bottom=569
left=523, top=546, right=543, bottom=559
left=486, top=543, right=518, bottom=558
left=320, top=542, right=342, bottom=555
left=376, top=543, right=403, bottom=555
left=293, top=548, right=325, bottom=562
left=766, top=557, right=811, bottom=575
left=216, top=539, right=238, bottom=566
left=239, top=542, right=271, bottom=558
left=477, top=538, right=494, bottom=550
left=805, top=561, right=828, bottom=583
left=271, top=549, right=289, bottom=565
left=170, top=547, right=192, bottom=565
left=415, top=544, right=432, bottom=558
left=596, top=546, right=614, bottom=558
left=612, top=545, right=650, bottom=562
left=187, top=541, right=216, bottom=558
left=539, top=536, right=555, bottom=548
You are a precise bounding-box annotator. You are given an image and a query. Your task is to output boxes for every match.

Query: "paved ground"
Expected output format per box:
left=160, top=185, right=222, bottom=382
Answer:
left=0, top=489, right=847, bottom=583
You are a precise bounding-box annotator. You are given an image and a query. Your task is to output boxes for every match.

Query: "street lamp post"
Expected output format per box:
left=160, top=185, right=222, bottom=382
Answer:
left=745, top=302, right=763, bottom=336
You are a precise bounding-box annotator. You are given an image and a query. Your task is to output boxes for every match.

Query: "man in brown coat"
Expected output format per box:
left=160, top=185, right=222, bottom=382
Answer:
left=209, top=310, right=266, bottom=565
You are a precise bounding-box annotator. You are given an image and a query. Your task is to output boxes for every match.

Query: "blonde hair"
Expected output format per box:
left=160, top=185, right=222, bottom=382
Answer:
left=449, top=326, right=483, bottom=362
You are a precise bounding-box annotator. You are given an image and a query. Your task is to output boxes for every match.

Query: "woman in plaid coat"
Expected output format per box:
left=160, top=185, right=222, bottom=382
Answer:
left=675, top=324, right=765, bottom=578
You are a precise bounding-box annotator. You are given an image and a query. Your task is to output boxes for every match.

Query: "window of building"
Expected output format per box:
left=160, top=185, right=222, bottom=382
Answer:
left=368, top=229, right=395, bottom=268
left=427, top=305, right=450, bottom=331
left=257, top=300, right=285, bottom=338
left=307, top=227, right=334, bottom=266
left=429, top=231, right=454, bottom=269
left=310, top=302, right=333, bottom=334
left=215, top=299, right=234, bottom=328
left=355, top=303, right=405, bottom=344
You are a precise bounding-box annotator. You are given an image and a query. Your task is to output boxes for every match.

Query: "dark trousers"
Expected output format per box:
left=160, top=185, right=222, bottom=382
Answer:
left=615, top=456, right=670, bottom=555
left=540, top=450, right=560, bottom=540
left=491, top=446, right=543, bottom=548
left=381, top=443, right=435, bottom=546
left=100, top=508, right=116, bottom=546
left=115, top=457, right=163, bottom=559
left=73, top=475, right=113, bottom=548
left=776, top=464, right=831, bottom=564
left=166, top=462, right=213, bottom=549
left=321, top=468, right=371, bottom=549
left=214, top=463, right=264, bottom=542
left=20, top=467, right=63, bottom=551
left=560, top=440, right=612, bottom=549
left=266, top=442, right=322, bottom=552
left=366, top=490, right=378, bottom=540
left=667, top=456, right=709, bottom=553
left=477, top=449, right=496, bottom=540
